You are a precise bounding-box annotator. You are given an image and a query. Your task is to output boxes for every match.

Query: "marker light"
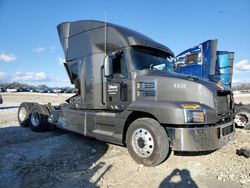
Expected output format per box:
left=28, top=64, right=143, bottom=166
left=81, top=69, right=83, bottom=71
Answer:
left=181, top=104, right=201, bottom=109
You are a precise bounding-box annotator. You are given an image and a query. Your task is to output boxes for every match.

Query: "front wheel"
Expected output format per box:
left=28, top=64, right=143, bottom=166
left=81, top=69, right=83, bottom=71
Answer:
left=126, top=118, right=170, bottom=166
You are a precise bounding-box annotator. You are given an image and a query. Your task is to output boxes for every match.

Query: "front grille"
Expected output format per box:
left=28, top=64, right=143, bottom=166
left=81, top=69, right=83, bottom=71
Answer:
left=215, top=91, right=233, bottom=114
left=217, top=96, right=228, bottom=112
left=216, top=116, right=232, bottom=125
left=137, top=82, right=156, bottom=97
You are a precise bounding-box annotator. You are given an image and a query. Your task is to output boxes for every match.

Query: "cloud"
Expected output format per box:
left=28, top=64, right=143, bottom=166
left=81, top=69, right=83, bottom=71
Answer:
left=0, top=53, right=16, bottom=62
left=50, top=46, right=56, bottom=50
left=53, top=78, right=71, bottom=85
left=234, top=59, right=250, bottom=73
left=0, top=72, right=11, bottom=81
left=13, top=71, right=51, bottom=82
left=0, top=71, right=52, bottom=82
left=33, top=47, right=45, bottom=53
left=232, top=77, right=250, bottom=84
left=58, top=57, right=65, bottom=65
left=232, top=78, right=240, bottom=84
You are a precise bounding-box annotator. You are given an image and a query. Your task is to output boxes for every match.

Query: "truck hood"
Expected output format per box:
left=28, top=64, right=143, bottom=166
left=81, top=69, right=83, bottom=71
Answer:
left=135, top=70, right=229, bottom=108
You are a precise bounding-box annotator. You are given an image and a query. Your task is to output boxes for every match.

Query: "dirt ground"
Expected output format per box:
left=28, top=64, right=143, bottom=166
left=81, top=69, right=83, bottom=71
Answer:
left=0, top=92, right=249, bottom=188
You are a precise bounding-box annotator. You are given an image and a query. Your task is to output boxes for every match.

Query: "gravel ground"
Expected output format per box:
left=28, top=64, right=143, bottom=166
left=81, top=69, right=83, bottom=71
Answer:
left=0, top=92, right=249, bottom=188
left=234, top=92, right=250, bottom=105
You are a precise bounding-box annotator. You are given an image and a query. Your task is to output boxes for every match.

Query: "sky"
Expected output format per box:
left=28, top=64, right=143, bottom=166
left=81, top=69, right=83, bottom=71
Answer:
left=0, top=0, right=249, bottom=87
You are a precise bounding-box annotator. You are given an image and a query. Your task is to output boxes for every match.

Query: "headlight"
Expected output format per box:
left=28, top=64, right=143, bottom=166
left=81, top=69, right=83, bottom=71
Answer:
left=184, top=109, right=205, bottom=123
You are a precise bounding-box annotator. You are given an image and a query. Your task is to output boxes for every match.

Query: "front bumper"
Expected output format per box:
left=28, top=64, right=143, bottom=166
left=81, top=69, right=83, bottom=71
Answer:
left=166, top=121, right=234, bottom=151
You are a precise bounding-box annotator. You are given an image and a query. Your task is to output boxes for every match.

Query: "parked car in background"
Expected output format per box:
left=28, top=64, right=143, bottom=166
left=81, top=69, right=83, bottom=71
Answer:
left=46, top=88, right=54, bottom=93
left=52, top=88, right=62, bottom=93
left=37, top=88, right=48, bottom=93
left=6, top=88, right=18, bottom=93
left=17, top=88, right=29, bottom=92
left=60, top=87, right=73, bottom=93
left=0, top=88, right=5, bottom=92
left=28, top=88, right=37, bottom=92
left=0, top=85, right=77, bottom=93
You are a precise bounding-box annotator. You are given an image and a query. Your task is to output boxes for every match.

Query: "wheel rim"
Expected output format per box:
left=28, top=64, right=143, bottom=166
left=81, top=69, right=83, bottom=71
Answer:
left=132, top=128, right=154, bottom=158
left=31, top=110, right=41, bottom=127
left=234, top=112, right=250, bottom=128
left=19, top=107, right=27, bottom=121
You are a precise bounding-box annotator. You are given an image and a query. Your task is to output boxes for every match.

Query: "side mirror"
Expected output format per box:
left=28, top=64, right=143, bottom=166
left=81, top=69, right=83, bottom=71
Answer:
left=104, top=55, right=112, bottom=77
left=0, top=95, right=3, bottom=104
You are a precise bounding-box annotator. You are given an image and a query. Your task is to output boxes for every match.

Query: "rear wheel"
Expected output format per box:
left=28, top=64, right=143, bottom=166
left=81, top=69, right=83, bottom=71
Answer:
left=43, top=104, right=56, bottom=130
left=126, top=118, right=170, bottom=166
left=29, top=104, right=50, bottom=132
left=234, top=106, right=250, bottom=130
left=18, top=102, right=34, bottom=127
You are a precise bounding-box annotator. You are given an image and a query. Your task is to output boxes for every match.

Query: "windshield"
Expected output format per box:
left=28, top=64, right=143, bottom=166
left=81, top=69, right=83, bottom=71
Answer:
left=130, top=47, right=174, bottom=72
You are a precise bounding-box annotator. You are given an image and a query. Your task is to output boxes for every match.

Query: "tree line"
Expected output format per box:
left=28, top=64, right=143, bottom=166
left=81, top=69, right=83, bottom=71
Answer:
left=0, top=82, right=48, bottom=89
left=232, top=83, right=250, bottom=91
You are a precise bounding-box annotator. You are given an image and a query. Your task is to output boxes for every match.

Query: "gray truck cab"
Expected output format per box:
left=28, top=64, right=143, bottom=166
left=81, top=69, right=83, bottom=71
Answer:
left=18, top=20, right=234, bottom=166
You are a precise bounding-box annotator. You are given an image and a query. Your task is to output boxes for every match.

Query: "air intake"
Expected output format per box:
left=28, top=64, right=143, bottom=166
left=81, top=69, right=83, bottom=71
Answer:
left=137, top=82, right=156, bottom=97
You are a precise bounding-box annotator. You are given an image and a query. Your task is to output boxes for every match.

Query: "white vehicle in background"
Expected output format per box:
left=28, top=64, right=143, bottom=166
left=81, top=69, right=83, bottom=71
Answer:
left=52, top=88, right=62, bottom=93
left=6, top=88, right=18, bottom=93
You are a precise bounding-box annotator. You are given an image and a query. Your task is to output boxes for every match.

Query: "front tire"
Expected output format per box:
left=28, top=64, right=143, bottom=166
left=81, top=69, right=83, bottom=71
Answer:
left=126, top=118, right=170, bottom=166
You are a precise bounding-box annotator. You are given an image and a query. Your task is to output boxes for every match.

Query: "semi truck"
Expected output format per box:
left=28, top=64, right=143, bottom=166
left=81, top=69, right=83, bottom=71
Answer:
left=17, top=20, right=235, bottom=166
left=174, top=39, right=250, bottom=130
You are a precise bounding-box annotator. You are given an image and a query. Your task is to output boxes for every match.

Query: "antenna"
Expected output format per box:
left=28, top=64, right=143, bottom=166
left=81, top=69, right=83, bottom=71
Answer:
left=104, top=9, right=107, bottom=55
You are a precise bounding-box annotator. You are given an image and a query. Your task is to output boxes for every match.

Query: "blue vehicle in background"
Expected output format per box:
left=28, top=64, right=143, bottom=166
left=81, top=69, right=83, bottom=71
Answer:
left=174, top=39, right=250, bottom=130
left=174, top=39, right=233, bottom=88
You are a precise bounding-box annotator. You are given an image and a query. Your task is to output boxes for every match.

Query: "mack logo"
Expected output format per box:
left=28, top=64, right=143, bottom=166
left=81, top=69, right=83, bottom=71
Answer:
left=174, top=83, right=186, bottom=89
left=108, top=85, right=118, bottom=93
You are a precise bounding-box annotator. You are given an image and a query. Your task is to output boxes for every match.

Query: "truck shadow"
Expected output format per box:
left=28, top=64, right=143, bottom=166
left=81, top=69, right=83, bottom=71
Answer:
left=40, top=133, right=112, bottom=188
left=159, top=168, right=198, bottom=188
left=174, top=150, right=214, bottom=156
left=0, top=126, right=111, bottom=188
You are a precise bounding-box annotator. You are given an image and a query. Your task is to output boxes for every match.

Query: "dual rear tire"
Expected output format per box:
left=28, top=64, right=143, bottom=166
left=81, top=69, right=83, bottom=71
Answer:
left=18, top=102, right=51, bottom=132
left=18, top=102, right=35, bottom=127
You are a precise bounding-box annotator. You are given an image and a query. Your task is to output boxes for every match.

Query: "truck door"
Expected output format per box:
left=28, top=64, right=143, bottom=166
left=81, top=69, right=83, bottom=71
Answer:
left=106, top=51, right=130, bottom=110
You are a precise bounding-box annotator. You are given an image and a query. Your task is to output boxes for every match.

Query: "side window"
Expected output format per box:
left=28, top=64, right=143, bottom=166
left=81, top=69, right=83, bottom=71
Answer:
left=185, top=52, right=200, bottom=65
left=65, top=60, right=79, bottom=83
left=112, top=52, right=128, bottom=79
left=70, top=62, right=79, bottom=80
